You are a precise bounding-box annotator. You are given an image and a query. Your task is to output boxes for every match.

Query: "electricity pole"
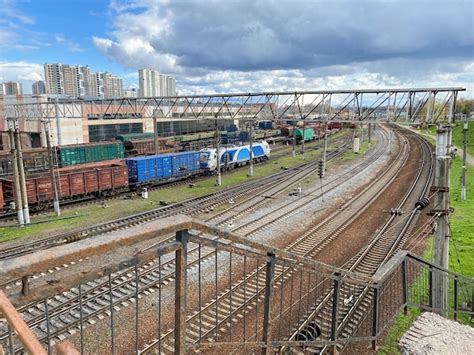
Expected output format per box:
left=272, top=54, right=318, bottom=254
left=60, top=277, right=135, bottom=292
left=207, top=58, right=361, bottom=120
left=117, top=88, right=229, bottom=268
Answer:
left=14, top=128, right=30, bottom=223
left=368, top=121, right=371, bottom=144
left=461, top=115, right=468, bottom=200
left=249, top=119, right=254, bottom=177
left=292, top=119, right=296, bottom=157
left=432, top=93, right=456, bottom=314
left=43, top=120, right=61, bottom=216
left=301, top=124, right=305, bottom=160
left=215, top=118, right=221, bottom=186
left=153, top=109, right=159, bottom=155
left=54, top=96, right=62, bottom=146
left=8, top=122, right=24, bottom=226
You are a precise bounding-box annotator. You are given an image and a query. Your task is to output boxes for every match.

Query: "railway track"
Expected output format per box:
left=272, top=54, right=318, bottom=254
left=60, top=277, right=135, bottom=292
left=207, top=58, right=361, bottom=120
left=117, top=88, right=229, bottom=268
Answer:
left=0, top=130, right=374, bottom=353
left=0, top=135, right=358, bottom=352
left=137, top=126, right=405, bottom=353
left=0, top=135, right=345, bottom=222
left=0, top=137, right=348, bottom=261
left=284, top=128, right=433, bottom=354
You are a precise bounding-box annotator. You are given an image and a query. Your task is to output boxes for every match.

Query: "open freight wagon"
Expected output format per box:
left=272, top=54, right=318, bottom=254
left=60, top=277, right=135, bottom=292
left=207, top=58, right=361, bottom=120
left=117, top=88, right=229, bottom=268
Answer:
left=0, top=162, right=129, bottom=212
left=0, top=148, right=50, bottom=177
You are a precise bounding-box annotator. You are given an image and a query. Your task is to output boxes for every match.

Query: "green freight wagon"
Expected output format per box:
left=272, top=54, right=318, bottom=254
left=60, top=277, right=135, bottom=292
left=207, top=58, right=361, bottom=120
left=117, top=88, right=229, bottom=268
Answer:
left=295, top=127, right=315, bottom=142
left=199, top=131, right=215, bottom=140
left=57, top=141, right=125, bottom=166
left=116, top=133, right=155, bottom=142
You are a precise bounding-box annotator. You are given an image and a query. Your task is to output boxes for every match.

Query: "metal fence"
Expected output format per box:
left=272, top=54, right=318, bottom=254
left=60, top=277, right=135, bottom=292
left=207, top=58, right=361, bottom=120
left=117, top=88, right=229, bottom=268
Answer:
left=0, top=216, right=472, bottom=354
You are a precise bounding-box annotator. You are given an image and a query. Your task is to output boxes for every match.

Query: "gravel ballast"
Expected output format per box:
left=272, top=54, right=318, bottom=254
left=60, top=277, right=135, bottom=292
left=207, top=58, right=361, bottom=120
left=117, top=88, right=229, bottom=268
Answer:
left=398, top=312, right=474, bottom=355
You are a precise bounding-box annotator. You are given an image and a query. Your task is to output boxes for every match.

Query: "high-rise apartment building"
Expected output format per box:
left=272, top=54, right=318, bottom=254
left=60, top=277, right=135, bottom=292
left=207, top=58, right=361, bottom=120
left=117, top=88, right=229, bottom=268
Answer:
left=166, top=75, right=176, bottom=97
left=44, top=63, right=64, bottom=94
left=1, top=81, right=23, bottom=95
left=44, top=63, right=123, bottom=98
left=32, top=80, right=46, bottom=95
left=99, top=72, right=123, bottom=98
left=139, top=69, right=176, bottom=97
left=139, top=69, right=160, bottom=97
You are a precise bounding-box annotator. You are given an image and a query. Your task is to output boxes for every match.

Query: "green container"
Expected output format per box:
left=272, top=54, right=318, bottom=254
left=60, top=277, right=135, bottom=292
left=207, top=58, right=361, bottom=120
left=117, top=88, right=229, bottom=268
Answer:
left=253, top=131, right=266, bottom=140
left=200, top=131, right=215, bottom=140
left=58, top=142, right=124, bottom=166
left=295, top=128, right=314, bottom=142
left=116, top=133, right=155, bottom=142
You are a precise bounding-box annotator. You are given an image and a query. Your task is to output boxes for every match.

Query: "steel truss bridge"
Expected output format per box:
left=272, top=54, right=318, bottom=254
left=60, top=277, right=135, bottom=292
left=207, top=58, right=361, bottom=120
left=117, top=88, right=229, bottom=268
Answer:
left=0, top=87, right=466, bottom=124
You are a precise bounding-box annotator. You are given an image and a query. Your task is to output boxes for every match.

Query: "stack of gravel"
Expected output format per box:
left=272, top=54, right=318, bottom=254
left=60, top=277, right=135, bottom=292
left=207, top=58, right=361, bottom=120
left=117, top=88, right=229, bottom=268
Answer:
left=399, top=312, right=474, bottom=354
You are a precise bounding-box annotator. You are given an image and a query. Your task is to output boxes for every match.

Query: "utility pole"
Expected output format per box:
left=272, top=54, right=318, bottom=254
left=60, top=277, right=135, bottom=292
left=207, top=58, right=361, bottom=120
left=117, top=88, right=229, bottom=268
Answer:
left=321, top=94, right=332, bottom=176
left=54, top=96, right=62, bottom=146
left=301, top=124, right=305, bottom=160
left=368, top=121, right=372, bottom=144
left=8, top=122, right=24, bottom=226
left=461, top=114, right=468, bottom=200
left=153, top=109, right=159, bottom=155
left=432, top=92, right=455, bottom=314
left=249, top=119, right=254, bottom=177
left=43, top=120, right=61, bottom=216
left=292, top=119, right=296, bottom=157
left=14, top=128, right=30, bottom=224
left=321, top=121, right=328, bottom=178
left=215, top=118, right=221, bottom=186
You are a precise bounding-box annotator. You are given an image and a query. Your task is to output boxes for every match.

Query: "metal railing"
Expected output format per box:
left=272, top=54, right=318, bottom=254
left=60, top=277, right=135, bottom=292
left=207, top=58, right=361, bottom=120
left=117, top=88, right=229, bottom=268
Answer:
left=0, top=215, right=472, bottom=354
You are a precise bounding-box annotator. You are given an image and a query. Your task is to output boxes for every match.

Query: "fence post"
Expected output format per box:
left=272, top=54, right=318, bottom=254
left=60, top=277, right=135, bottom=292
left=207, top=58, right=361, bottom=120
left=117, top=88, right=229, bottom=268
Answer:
left=454, top=275, right=458, bottom=321
left=175, top=229, right=189, bottom=355
left=402, top=259, right=408, bottom=315
left=429, top=266, right=434, bottom=310
left=329, top=273, right=341, bottom=355
left=371, top=285, right=379, bottom=351
left=261, top=253, right=276, bottom=355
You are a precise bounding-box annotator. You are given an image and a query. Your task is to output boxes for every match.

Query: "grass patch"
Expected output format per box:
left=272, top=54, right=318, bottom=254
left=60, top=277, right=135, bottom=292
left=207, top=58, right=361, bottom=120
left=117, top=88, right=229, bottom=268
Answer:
left=452, top=121, right=474, bottom=156
left=0, top=138, right=347, bottom=243
left=377, top=307, right=421, bottom=355
left=448, top=157, right=474, bottom=277
left=417, top=121, right=473, bottom=156
left=340, top=140, right=372, bottom=160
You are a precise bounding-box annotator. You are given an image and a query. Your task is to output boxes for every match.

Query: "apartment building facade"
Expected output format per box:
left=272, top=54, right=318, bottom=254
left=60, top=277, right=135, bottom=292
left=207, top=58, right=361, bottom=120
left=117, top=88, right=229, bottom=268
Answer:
left=139, top=69, right=176, bottom=97
left=1, top=81, right=23, bottom=95
left=44, top=63, right=123, bottom=98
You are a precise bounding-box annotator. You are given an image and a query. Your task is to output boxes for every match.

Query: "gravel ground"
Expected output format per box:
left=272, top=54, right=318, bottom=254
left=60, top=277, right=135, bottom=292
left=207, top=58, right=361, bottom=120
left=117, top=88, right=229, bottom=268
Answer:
left=398, top=312, right=474, bottom=354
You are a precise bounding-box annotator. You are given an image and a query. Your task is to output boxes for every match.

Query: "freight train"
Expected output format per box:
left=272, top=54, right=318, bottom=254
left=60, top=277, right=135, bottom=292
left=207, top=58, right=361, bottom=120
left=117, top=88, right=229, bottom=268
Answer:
left=0, top=141, right=124, bottom=177
left=200, top=141, right=271, bottom=172
left=280, top=122, right=343, bottom=142
left=0, top=128, right=283, bottom=176
left=0, top=121, right=347, bottom=212
left=0, top=150, right=202, bottom=212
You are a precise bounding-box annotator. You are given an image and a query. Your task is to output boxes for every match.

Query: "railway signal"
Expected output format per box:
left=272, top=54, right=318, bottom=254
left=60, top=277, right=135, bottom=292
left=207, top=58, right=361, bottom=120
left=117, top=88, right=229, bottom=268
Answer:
left=318, top=160, right=325, bottom=178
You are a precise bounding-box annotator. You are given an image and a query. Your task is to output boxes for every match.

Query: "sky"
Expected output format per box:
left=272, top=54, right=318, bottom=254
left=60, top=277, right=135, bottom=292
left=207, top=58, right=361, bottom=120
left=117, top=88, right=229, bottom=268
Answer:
left=0, top=0, right=473, bottom=96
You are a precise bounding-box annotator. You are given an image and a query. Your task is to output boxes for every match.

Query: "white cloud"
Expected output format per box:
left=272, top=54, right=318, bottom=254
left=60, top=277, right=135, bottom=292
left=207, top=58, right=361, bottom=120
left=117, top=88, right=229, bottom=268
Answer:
left=55, top=34, right=83, bottom=52
left=93, top=0, right=473, bottom=97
